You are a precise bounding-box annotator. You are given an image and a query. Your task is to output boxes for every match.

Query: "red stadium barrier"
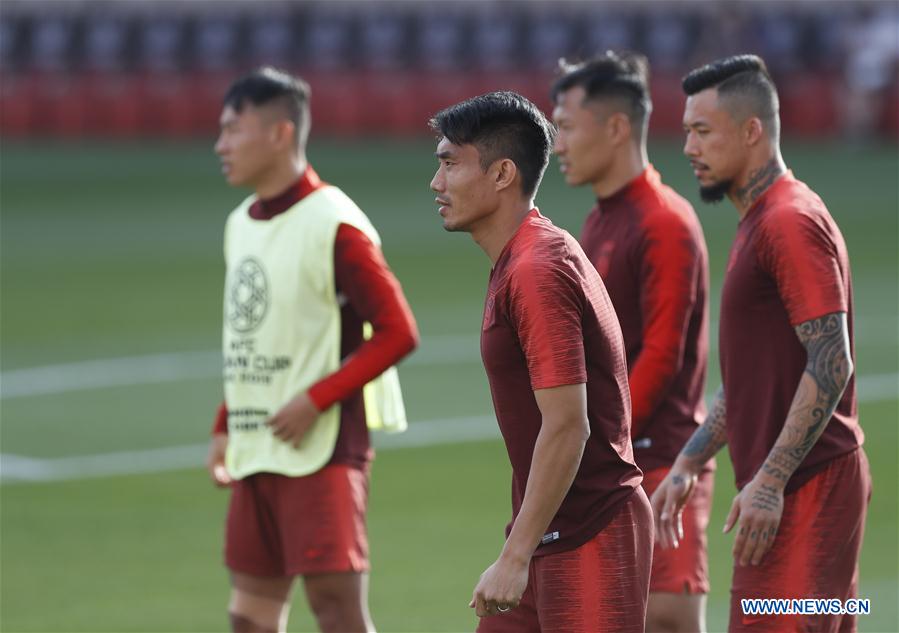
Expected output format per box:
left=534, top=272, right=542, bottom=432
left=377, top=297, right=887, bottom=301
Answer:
left=0, top=74, right=36, bottom=137
left=82, top=73, right=142, bottom=136
left=778, top=72, right=841, bottom=138
left=137, top=73, right=198, bottom=136
left=304, top=70, right=366, bottom=137
left=1, top=69, right=893, bottom=140
left=28, top=72, right=90, bottom=138
left=191, top=72, right=236, bottom=137
left=649, top=73, right=687, bottom=138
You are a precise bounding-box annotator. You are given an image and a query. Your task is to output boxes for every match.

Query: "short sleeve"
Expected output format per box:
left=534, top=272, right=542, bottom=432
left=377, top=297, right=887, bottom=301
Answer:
left=757, top=209, right=847, bottom=326
left=507, top=258, right=587, bottom=391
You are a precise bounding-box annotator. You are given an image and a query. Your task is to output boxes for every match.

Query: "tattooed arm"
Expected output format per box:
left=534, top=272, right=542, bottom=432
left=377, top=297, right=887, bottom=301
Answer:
left=725, top=312, right=853, bottom=566
left=650, top=387, right=728, bottom=549
left=681, top=386, right=728, bottom=469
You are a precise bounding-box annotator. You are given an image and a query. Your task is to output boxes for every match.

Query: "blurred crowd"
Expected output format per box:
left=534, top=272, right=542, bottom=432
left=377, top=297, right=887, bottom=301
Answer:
left=1, top=0, right=897, bottom=139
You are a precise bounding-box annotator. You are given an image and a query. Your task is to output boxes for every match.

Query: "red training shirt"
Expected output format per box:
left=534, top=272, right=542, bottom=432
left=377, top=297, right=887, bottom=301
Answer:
left=580, top=166, right=710, bottom=473
left=213, top=166, right=418, bottom=470
left=719, top=172, right=862, bottom=493
left=481, top=209, right=642, bottom=556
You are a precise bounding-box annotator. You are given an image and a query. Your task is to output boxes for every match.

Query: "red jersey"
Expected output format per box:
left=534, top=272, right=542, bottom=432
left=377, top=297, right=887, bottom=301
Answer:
left=213, top=167, right=418, bottom=470
left=719, top=172, right=862, bottom=492
left=481, top=209, right=642, bottom=557
left=580, top=166, right=710, bottom=473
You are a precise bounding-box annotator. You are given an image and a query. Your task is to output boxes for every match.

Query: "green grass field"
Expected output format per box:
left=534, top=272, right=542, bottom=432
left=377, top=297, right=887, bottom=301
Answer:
left=1, top=138, right=896, bottom=632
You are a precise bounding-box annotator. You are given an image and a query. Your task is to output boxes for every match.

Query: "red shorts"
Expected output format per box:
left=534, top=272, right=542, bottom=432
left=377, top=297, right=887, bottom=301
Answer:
left=730, top=448, right=871, bottom=633
left=224, top=464, right=370, bottom=577
left=477, top=487, right=653, bottom=633
left=641, top=466, right=713, bottom=594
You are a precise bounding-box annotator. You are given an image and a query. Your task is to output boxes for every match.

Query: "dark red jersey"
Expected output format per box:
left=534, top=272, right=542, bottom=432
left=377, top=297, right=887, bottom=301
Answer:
left=580, top=166, right=709, bottom=473
left=213, top=166, right=418, bottom=470
left=481, top=209, right=642, bottom=556
left=719, top=172, right=862, bottom=492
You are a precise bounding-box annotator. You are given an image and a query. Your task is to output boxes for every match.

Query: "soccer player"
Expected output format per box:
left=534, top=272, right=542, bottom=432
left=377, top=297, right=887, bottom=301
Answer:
left=551, top=52, right=713, bottom=633
left=651, top=54, right=870, bottom=632
left=429, top=91, right=652, bottom=632
left=205, top=68, right=418, bottom=633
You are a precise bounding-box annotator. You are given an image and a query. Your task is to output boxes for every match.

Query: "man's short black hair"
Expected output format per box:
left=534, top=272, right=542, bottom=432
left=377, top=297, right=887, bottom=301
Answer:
left=682, top=54, right=780, bottom=139
left=223, top=67, right=311, bottom=147
left=429, top=91, right=555, bottom=198
left=550, top=51, right=652, bottom=143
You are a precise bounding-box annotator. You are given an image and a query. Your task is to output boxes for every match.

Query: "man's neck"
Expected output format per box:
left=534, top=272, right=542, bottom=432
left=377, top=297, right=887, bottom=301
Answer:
left=729, top=153, right=787, bottom=218
left=254, top=156, right=308, bottom=200
left=472, top=200, right=535, bottom=265
left=591, top=143, right=648, bottom=199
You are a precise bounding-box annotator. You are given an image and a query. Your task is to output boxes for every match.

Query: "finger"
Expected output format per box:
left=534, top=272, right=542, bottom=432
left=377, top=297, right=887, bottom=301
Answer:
left=680, top=475, right=696, bottom=502
left=676, top=507, right=685, bottom=542
left=476, top=595, right=490, bottom=618
left=266, top=416, right=281, bottom=434
left=732, top=519, right=748, bottom=564
left=652, top=485, right=669, bottom=548
left=751, top=520, right=778, bottom=565
left=735, top=515, right=764, bottom=567
left=740, top=520, right=763, bottom=567
left=269, top=419, right=291, bottom=442
left=664, top=489, right=683, bottom=549
left=213, top=464, right=232, bottom=487
left=723, top=496, right=741, bottom=534
left=747, top=518, right=771, bottom=566
left=649, top=486, right=665, bottom=518
left=657, top=490, right=677, bottom=549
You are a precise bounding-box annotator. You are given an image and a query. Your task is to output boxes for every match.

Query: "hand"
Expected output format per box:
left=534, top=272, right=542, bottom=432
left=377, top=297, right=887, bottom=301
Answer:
left=266, top=391, right=320, bottom=448
left=206, top=433, right=232, bottom=488
left=469, top=553, right=529, bottom=618
left=724, top=475, right=784, bottom=566
left=650, top=468, right=697, bottom=549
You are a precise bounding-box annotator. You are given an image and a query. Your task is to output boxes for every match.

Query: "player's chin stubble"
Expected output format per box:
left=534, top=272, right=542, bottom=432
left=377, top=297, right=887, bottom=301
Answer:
left=699, top=180, right=732, bottom=204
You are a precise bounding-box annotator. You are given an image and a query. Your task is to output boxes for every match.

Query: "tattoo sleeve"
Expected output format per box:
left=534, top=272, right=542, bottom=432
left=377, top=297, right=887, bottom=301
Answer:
left=680, top=386, right=728, bottom=469
left=759, top=312, right=853, bottom=486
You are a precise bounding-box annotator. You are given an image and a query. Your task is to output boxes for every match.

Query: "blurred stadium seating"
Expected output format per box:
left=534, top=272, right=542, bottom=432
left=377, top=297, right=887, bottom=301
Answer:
left=1, top=0, right=897, bottom=140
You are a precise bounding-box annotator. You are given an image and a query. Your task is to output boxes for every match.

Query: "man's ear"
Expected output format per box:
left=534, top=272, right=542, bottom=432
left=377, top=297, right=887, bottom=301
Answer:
left=492, top=158, right=518, bottom=193
left=607, top=111, right=632, bottom=147
left=744, top=116, right=765, bottom=147
left=271, top=119, right=297, bottom=151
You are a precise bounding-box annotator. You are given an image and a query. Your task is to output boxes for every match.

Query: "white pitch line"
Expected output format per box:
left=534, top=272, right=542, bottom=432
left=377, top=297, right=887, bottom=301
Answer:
left=0, top=415, right=500, bottom=484
left=2, top=372, right=896, bottom=483
left=3, top=337, right=897, bottom=403
left=0, top=335, right=480, bottom=400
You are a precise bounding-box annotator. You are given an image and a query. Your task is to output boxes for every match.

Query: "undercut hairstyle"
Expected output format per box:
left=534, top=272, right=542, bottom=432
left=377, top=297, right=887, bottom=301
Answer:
left=550, top=51, right=653, bottom=144
left=223, top=67, right=311, bottom=147
left=429, top=91, right=555, bottom=198
left=682, top=54, right=780, bottom=140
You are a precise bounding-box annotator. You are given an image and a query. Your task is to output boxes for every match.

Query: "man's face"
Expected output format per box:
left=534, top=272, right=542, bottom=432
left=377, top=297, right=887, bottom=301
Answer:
left=683, top=88, right=744, bottom=203
left=214, top=104, right=278, bottom=188
left=430, top=137, right=499, bottom=233
left=552, top=86, right=616, bottom=188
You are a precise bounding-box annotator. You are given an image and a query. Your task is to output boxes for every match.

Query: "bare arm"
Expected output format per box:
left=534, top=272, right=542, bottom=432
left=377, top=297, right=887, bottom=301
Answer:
left=470, top=383, right=589, bottom=616
left=679, top=386, right=728, bottom=472
left=758, top=312, right=853, bottom=486
left=651, top=386, right=726, bottom=549
left=726, top=311, right=852, bottom=566
left=505, top=383, right=589, bottom=560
